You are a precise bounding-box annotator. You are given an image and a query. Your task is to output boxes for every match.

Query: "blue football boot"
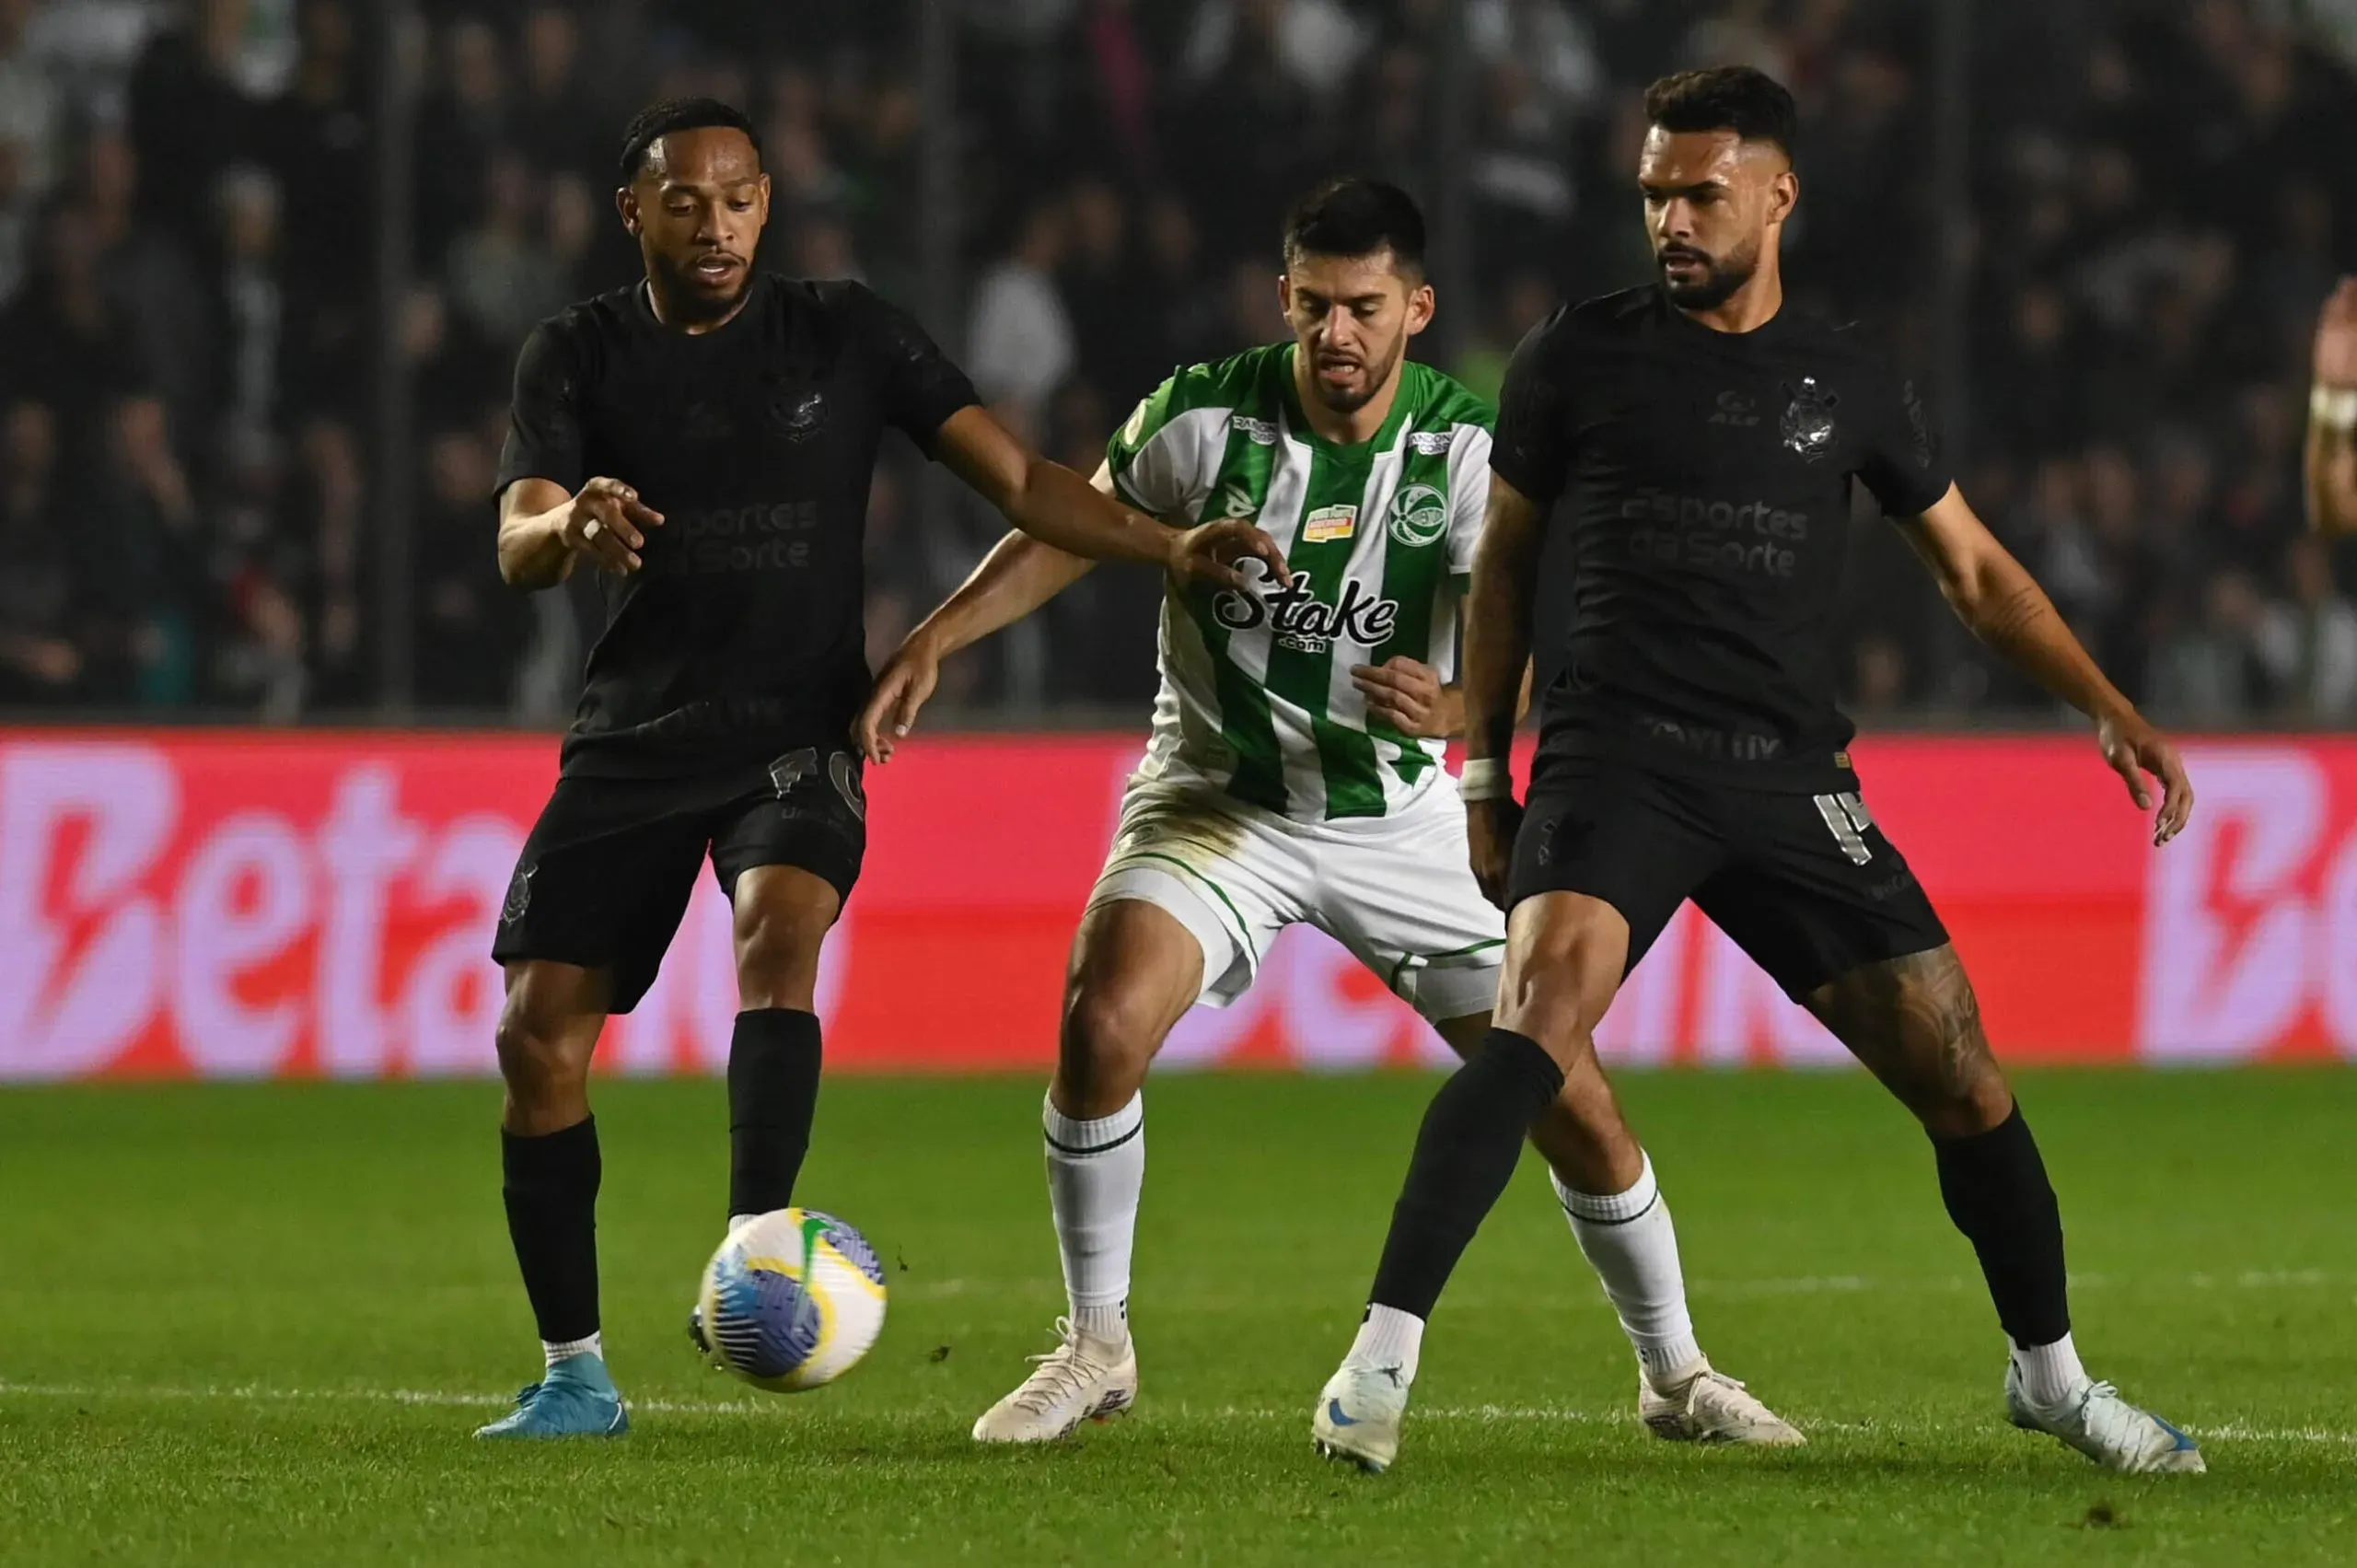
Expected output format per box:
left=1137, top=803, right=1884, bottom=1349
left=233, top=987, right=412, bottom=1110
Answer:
left=474, top=1353, right=629, bottom=1439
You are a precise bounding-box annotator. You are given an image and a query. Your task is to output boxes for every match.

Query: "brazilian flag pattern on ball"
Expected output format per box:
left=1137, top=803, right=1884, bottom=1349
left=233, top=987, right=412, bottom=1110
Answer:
left=698, top=1208, right=888, bottom=1392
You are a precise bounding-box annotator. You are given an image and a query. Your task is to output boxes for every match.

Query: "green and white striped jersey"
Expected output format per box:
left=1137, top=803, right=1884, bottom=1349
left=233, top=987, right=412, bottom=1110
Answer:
left=1107, top=343, right=1495, bottom=821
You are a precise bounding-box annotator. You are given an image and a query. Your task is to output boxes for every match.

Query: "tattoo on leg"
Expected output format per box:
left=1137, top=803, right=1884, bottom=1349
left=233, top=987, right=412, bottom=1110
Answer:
left=1809, top=947, right=1999, bottom=1105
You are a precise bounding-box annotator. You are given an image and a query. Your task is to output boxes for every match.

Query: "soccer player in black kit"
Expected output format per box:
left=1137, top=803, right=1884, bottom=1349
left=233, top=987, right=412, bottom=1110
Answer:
left=1313, top=68, right=2206, bottom=1476
left=478, top=99, right=1280, bottom=1438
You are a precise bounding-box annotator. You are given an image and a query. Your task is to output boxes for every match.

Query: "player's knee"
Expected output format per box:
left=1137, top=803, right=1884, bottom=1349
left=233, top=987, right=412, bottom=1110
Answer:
left=1492, top=899, right=1625, bottom=1058
left=1057, top=982, right=1159, bottom=1100
left=493, top=996, right=590, bottom=1103
left=1915, top=1061, right=2015, bottom=1139
left=1868, top=954, right=2014, bottom=1136
left=733, top=900, right=832, bottom=1011
left=1493, top=949, right=1606, bottom=1059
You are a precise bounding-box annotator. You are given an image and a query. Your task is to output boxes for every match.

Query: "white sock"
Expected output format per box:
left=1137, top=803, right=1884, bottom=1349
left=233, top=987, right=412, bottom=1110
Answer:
left=1346, top=1304, right=1424, bottom=1385
left=727, top=1213, right=759, bottom=1235
left=1043, top=1090, right=1144, bottom=1348
left=2011, top=1331, right=2087, bottom=1407
left=1553, top=1154, right=1705, bottom=1388
left=543, top=1332, right=602, bottom=1368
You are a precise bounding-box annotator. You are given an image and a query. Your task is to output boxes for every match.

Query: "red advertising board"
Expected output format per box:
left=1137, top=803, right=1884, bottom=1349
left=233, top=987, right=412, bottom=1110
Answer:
left=3, top=728, right=2354, bottom=1079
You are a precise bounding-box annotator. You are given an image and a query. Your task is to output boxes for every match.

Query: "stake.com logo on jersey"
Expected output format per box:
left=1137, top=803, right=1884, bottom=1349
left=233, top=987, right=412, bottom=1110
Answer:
left=1210, top=564, right=1399, bottom=652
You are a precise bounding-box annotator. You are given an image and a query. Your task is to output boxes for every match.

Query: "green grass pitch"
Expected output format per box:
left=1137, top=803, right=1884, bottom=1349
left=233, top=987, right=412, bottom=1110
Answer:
left=1, top=1068, right=2350, bottom=1565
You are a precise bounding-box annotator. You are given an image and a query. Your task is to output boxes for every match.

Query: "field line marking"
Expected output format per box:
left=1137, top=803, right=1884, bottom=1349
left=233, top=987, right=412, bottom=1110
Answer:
left=0, top=1380, right=765, bottom=1416
left=3, top=1381, right=2351, bottom=1446
left=900, top=1269, right=2341, bottom=1307
left=1685, top=1269, right=2333, bottom=1297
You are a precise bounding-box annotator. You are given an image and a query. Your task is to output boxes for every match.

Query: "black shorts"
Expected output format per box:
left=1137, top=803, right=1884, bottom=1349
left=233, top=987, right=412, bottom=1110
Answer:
left=1508, top=760, right=1949, bottom=1001
left=491, top=747, right=867, bottom=1013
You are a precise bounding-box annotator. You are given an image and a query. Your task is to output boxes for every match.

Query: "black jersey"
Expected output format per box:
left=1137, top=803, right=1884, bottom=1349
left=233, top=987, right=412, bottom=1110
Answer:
left=496, top=273, right=980, bottom=778
left=1492, top=285, right=1952, bottom=792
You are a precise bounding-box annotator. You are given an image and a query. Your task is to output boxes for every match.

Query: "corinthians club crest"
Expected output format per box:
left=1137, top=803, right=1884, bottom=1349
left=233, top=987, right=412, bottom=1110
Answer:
left=501, top=864, right=534, bottom=924
left=1781, top=377, right=1840, bottom=461
left=770, top=388, right=827, bottom=441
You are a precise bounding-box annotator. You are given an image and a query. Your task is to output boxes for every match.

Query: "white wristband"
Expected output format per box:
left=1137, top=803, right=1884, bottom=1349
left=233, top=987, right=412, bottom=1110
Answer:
left=2313, top=384, right=2357, bottom=432
left=1457, top=756, right=1513, bottom=803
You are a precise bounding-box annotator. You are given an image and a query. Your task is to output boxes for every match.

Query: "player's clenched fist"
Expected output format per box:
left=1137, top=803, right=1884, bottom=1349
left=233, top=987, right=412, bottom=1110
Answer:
left=560, top=476, right=666, bottom=574
left=1352, top=656, right=1452, bottom=738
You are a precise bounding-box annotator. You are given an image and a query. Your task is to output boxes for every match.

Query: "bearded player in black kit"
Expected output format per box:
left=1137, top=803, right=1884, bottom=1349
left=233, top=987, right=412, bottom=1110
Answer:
left=1312, top=68, right=2208, bottom=1476
left=478, top=99, right=1281, bottom=1438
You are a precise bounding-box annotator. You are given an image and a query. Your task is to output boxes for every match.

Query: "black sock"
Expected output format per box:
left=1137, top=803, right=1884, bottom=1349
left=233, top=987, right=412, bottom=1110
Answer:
left=501, top=1116, right=601, bottom=1345
left=1933, top=1102, right=2071, bottom=1346
left=728, top=1007, right=824, bottom=1219
left=1369, top=1028, right=1567, bottom=1320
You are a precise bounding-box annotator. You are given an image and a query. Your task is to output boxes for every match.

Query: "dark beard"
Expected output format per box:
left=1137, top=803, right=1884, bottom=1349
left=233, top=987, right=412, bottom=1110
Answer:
left=1657, top=246, right=1758, bottom=310
left=1309, top=342, right=1402, bottom=414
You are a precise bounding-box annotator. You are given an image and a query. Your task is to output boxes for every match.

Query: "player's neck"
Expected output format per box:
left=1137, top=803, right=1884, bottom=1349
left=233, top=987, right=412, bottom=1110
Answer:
left=1676, top=266, right=1785, bottom=336
left=642, top=276, right=753, bottom=336
left=1288, top=346, right=1401, bottom=446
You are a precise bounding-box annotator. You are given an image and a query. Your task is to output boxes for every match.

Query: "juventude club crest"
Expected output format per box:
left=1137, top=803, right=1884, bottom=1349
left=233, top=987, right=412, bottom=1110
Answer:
left=1387, top=482, right=1448, bottom=547
left=1781, top=377, right=1840, bottom=460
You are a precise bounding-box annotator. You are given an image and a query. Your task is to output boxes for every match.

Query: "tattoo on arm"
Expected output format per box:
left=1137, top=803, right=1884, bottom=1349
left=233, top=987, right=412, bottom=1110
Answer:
left=1976, top=580, right=2049, bottom=646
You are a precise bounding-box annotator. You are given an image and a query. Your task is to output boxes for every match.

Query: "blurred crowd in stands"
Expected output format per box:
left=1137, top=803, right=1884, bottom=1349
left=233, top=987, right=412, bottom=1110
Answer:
left=1, top=0, right=2353, bottom=725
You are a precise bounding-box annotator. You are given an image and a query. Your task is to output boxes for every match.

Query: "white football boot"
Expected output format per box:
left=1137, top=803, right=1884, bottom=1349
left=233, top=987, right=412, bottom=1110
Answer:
left=2005, top=1363, right=2205, bottom=1473
left=1312, top=1358, right=1413, bottom=1473
left=1640, top=1358, right=1806, bottom=1446
left=970, top=1318, right=1138, bottom=1443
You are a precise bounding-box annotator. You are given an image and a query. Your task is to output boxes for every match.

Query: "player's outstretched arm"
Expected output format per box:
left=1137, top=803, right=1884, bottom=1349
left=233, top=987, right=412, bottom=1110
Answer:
left=1898, top=485, right=2193, bottom=845
left=497, top=476, right=664, bottom=590
left=1460, top=476, right=1549, bottom=906
left=932, top=406, right=1287, bottom=589
left=2305, top=277, right=2357, bottom=535
left=856, top=524, right=1099, bottom=763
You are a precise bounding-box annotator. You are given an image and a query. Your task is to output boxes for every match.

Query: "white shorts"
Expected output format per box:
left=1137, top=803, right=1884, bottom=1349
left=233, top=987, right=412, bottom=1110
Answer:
left=1085, top=778, right=1506, bottom=1023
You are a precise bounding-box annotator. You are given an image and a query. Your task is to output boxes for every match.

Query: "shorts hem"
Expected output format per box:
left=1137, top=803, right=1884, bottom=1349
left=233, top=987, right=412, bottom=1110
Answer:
left=1086, top=857, right=1255, bottom=1009
left=1391, top=939, right=1506, bottom=1023
left=1764, top=923, right=1952, bottom=1003
left=484, top=942, right=655, bottom=1016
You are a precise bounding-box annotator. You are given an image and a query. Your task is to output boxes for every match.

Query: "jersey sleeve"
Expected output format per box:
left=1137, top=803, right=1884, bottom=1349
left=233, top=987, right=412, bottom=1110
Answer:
left=495, top=319, right=586, bottom=497
left=1446, top=424, right=1494, bottom=581
left=847, top=283, right=982, bottom=458
left=1489, top=311, right=1576, bottom=505
left=1104, top=370, right=1214, bottom=519
left=1852, top=358, right=1953, bottom=518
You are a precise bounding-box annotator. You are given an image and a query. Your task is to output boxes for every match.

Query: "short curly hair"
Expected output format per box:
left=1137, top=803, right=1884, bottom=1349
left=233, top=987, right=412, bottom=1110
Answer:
left=618, top=98, right=762, bottom=183
left=1643, top=67, right=1798, bottom=163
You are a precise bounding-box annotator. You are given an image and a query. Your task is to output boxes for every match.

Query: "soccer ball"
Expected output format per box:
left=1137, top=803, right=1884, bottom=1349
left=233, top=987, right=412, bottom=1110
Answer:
left=697, top=1208, right=888, bottom=1392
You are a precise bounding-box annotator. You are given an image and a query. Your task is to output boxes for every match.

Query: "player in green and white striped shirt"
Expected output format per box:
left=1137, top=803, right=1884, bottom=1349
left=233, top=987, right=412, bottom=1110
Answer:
left=859, top=180, right=1794, bottom=1452
left=1098, top=328, right=1493, bottom=820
